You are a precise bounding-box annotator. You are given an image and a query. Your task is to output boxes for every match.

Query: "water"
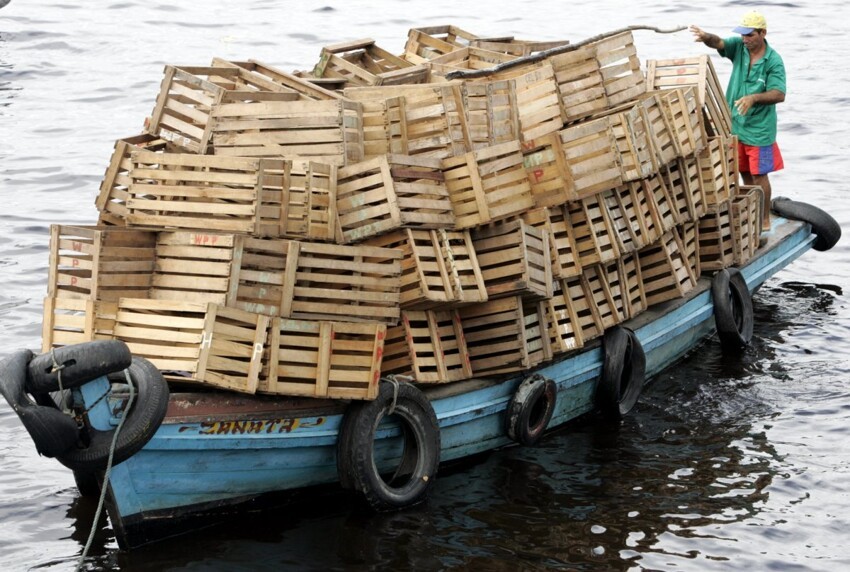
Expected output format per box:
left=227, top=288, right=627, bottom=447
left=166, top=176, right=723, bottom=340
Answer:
left=1, top=0, right=849, bottom=570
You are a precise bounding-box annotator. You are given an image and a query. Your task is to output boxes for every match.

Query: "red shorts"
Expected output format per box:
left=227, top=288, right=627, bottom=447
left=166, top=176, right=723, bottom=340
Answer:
left=738, top=141, right=784, bottom=175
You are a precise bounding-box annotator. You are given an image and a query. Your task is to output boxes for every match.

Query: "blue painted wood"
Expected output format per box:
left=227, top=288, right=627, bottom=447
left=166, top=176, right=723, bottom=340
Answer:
left=92, top=218, right=815, bottom=544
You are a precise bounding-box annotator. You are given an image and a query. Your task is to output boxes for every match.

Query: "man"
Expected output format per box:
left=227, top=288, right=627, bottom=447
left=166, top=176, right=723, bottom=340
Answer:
left=690, top=11, right=786, bottom=228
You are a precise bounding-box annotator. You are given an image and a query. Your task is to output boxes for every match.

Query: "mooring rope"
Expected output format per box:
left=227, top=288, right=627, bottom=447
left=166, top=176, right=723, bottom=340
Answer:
left=76, top=369, right=136, bottom=572
left=444, top=25, right=688, bottom=81
left=49, top=348, right=71, bottom=414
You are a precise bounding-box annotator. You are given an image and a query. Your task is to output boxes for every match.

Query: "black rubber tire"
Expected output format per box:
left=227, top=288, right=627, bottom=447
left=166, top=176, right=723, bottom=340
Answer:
left=772, top=197, right=841, bottom=252
left=712, top=268, right=754, bottom=350
left=27, top=340, right=132, bottom=394
left=57, top=356, right=169, bottom=472
left=337, top=381, right=440, bottom=511
left=73, top=470, right=102, bottom=498
left=505, top=374, right=557, bottom=446
left=597, top=327, right=646, bottom=421
left=0, top=349, right=80, bottom=458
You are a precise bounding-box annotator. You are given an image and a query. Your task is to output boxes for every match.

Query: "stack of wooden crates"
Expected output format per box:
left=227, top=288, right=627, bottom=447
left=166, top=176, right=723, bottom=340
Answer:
left=42, top=25, right=762, bottom=402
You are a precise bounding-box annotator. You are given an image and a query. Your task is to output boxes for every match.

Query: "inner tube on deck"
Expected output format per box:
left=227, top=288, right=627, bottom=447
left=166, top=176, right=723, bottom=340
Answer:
left=597, top=326, right=646, bottom=421
left=711, top=268, right=754, bottom=350
left=506, top=373, right=557, bottom=446
left=772, top=197, right=841, bottom=251
left=0, top=349, right=81, bottom=458
left=57, top=355, right=169, bottom=472
left=337, top=380, right=440, bottom=511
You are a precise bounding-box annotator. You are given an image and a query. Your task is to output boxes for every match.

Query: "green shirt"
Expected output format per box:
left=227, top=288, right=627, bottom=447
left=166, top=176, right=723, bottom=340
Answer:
left=718, top=37, right=786, bottom=146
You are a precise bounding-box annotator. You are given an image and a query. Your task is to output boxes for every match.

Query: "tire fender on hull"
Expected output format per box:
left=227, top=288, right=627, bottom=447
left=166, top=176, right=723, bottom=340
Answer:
left=27, top=340, right=132, bottom=394
left=772, top=197, right=841, bottom=251
left=597, top=327, right=646, bottom=421
left=711, top=268, right=754, bottom=350
left=506, top=374, right=557, bottom=446
left=337, top=381, right=440, bottom=511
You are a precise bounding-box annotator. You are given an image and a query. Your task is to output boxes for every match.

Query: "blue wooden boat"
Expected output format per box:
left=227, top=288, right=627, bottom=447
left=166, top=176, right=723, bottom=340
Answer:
left=81, top=214, right=817, bottom=548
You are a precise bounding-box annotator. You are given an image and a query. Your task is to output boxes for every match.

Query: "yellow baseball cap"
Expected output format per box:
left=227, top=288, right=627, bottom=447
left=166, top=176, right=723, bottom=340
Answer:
left=733, top=11, right=767, bottom=34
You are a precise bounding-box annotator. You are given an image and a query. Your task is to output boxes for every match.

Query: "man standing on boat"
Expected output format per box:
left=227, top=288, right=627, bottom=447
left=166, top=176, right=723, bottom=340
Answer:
left=690, top=11, right=786, bottom=229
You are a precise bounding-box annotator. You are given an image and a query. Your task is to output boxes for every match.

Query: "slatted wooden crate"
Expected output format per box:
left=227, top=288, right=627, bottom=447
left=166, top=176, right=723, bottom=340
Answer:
left=698, top=135, right=738, bottom=211
left=279, top=160, right=338, bottom=242
left=382, top=309, right=472, bottom=383
left=608, top=104, right=656, bottom=182
left=638, top=229, right=696, bottom=307
left=113, top=298, right=270, bottom=393
left=675, top=222, right=701, bottom=282
left=96, top=134, right=173, bottom=226
left=47, top=225, right=157, bottom=301
left=429, top=46, right=519, bottom=77
left=595, top=31, right=646, bottom=107
left=738, top=184, right=765, bottom=237
left=523, top=298, right=553, bottom=367
left=698, top=200, right=735, bottom=271
left=664, top=156, right=706, bottom=223
left=336, top=154, right=454, bottom=243
left=522, top=133, right=579, bottom=208
left=311, top=38, right=426, bottom=87
left=149, top=231, right=242, bottom=304
left=618, top=252, right=647, bottom=320
left=260, top=318, right=385, bottom=400
left=365, top=228, right=486, bottom=309
left=638, top=92, right=677, bottom=169
left=521, top=206, right=580, bottom=280
left=470, top=37, right=570, bottom=58
left=558, top=274, right=604, bottom=348
left=582, top=263, right=623, bottom=330
left=548, top=45, right=608, bottom=124
left=559, top=116, right=623, bottom=199
left=657, top=86, right=705, bottom=157
left=442, top=140, right=535, bottom=229
left=211, top=58, right=343, bottom=101
left=543, top=279, right=581, bottom=354
left=459, top=296, right=536, bottom=375
left=645, top=56, right=732, bottom=138
left=730, top=189, right=761, bottom=265
left=274, top=241, right=402, bottom=324
left=359, top=99, right=391, bottom=158
left=601, top=188, right=640, bottom=255
left=41, top=298, right=118, bottom=352
left=642, top=172, right=677, bottom=236
left=207, top=98, right=365, bottom=166
left=344, top=84, right=470, bottom=159
left=567, top=194, right=620, bottom=267
left=403, top=25, right=480, bottom=63
left=472, top=219, right=553, bottom=300
left=124, top=151, right=286, bottom=234
left=147, top=65, right=303, bottom=153
left=511, top=64, right=564, bottom=144
left=463, top=78, right=515, bottom=148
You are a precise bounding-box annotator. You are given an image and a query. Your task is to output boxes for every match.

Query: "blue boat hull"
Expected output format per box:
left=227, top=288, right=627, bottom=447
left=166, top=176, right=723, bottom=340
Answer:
left=99, top=218, right=814, bottom=548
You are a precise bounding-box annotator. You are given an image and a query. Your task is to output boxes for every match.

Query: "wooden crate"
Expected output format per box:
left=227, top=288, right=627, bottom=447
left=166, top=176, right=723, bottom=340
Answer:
left=657, top=86, right=705, bottom=157
left=366, top=228, right=486, bottom=309
left=337, top=154, right=454, bottom=243
left=472, top=219, right=553, bottom=300
left=618, top=252, right=647, bottom=320
left=676, top=221, right=701, bottom=282
left=403, top=25, right=480, bottom=63
left=470, top=37, right=569, bottom=57
left=698, top=201, right=735, bottom=271
left=645, top=55, right=732, bottom=138
left=567, top=194, right=620, bottom=267
left=149, top=231, right=242, bottom=304
left=208, top=98, right=364, bottom=165
left=124, top=151, right=287, bottom=235
left=730, top=190, right=760, bottom=265
left=642, top=172, right=677, bottom=236
left=638, top=229, right=696, bottom=307
left=211, top=58, right=343, bottom=101
left=610, top=183, right=657, bottom=252
left=382, top=309, right=471, bottom=383
left=459, top=296, right=535, bottom=376
left=311, top=38, right=427, bottom=87
left=558, top=274, right=604, bottom=348
left=522, top=133, right=579, bottom=208
left=360, top=99, right=391, bottom=158
left=559, top=116, right=623, bottom=199
left=429, top=46, right=519, bottom=77
left=582, top=263, right=623, bottom=330
left=739, top=184, right=765, bottom=237
left=442, top=140, right=535, bottom=229
left=698, top=135, right=738, bottom=211
left=113, top=298, right=269, bottom=393
left=279, top=160, right=338, bottom=242
left=521, top=206, right=580, bottom=280
left=463, top=78, right=515, bottom=149
left=47, top=225, right=157, bottom=302
left=548, top=45, right=608, bottom=124
left=247, top=240, right=402, bottom=324
left=608, top=104, right=656, bottom=182
left=511, top=64, right=563, bottom=144
left=261, top=318, right=385, bottom=400
left=595, top=31, right=646, bottom=107
left=41, top=297, right=118, bottom=353
left=96, top=134, right=173, bottom=226
left=601, top=188, right=639, bottom=255
left=543, top=279, right=581, bottom=354
left=664, top=156, right=706, bottom=223
left=638, top=92, right=677, bottom=169
left=523, top=298, right=553, bottom=367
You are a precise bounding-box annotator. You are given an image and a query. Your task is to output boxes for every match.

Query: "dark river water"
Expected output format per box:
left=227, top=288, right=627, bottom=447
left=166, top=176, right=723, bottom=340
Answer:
left=1, top=1, right=849, bottom=570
